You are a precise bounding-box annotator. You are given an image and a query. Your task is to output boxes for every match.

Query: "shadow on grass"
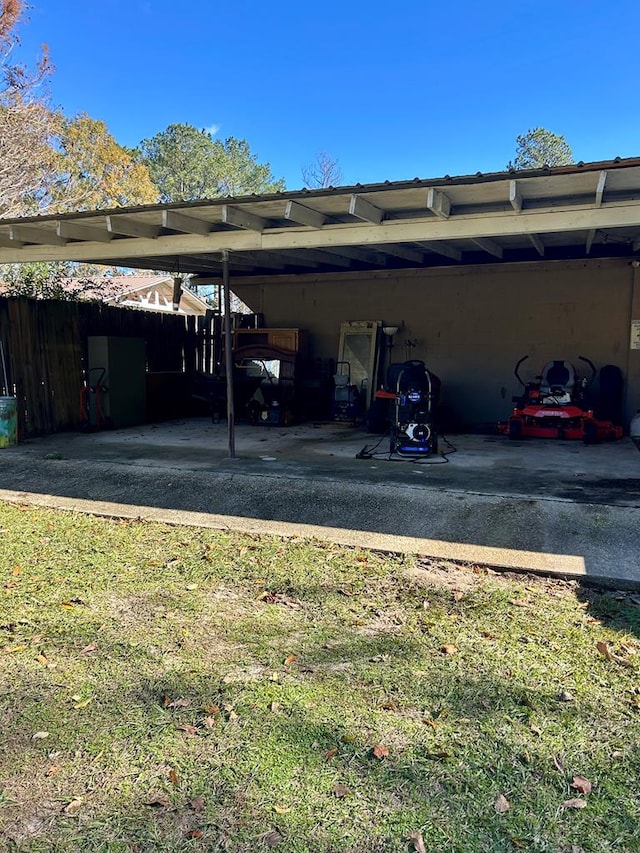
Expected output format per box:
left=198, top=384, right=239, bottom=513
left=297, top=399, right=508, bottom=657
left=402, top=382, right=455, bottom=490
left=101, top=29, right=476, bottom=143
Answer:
left=576, top=584, right=640, bottom=640
left=2, top=617, right=640, bottom=852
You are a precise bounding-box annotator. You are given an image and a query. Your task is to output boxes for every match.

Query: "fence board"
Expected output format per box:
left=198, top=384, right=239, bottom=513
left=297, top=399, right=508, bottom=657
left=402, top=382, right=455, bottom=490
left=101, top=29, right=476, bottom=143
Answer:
left=0, top=297, right=219, bottom=437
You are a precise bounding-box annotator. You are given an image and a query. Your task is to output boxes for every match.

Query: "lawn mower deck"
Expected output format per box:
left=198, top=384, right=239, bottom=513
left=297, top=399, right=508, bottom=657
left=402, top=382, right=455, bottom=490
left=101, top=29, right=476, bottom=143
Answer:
left=498, top=356, right=623, bottom=443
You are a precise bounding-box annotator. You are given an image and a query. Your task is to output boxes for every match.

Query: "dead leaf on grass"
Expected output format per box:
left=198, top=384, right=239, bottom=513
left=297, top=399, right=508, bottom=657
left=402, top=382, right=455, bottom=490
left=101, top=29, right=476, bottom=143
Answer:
left=332, top=783, right=350, bottom=798
left=45, top=765, right=59, bottom=776
left=325, top=747, right=338, bottom=761
left=283, top=654, right=297, bottom=666
left=32, top=731, right=49, bottom=740
left=165, top=697, right=191, bottom=709
left=372, top=744, right=389, bottom=759
left=274, top=805, right=292, bottom=814
left=203, top=716, right=216, bottom=729
left=571, top=775, right=592, bottom=795
left=381, top=699, right=398, bottom=711
left=73, top=698, right=93, bottom=709
left=562, top=797, right=587, bottom=809
left=596, top=640, right=634, bottom=668
left=408, top=831, right=427, bottom=853
left=558, top=690, right=574, bottom=702
left=176, top=723, right=198, bottom=736
left=553, top=754, right=565, bottom=774
left=530, top=724, right=542, bottom=736
left=184, top=829, right=203, bottom=839
left=35, top=653, right=49, bottom=666
left=494, top=794, right=510, bottom=813
left=64, top=797, right=83, bottom=814
left=511, top=598, right=528, bottom=607
left=81, top=643, right=97, bottom=654
left=440, top=643, right=458, bottom=655
left=190, top=796, right=205, bottom=812
left=168, top=769, right=179, bottom=785
left=270, top=701, right=281, bottom=713
left=258, top=591, right=301, bottom=609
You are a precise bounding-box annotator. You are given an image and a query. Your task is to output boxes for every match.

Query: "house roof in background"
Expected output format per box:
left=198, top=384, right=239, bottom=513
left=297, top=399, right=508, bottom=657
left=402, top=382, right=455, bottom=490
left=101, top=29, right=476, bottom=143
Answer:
left=1, top=157, right=640, bottom=279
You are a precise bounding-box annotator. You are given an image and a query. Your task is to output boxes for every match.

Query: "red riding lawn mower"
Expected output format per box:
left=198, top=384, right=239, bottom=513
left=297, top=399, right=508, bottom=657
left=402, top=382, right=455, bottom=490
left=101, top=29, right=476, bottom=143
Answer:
left=498, top=356, right=623, bottom=443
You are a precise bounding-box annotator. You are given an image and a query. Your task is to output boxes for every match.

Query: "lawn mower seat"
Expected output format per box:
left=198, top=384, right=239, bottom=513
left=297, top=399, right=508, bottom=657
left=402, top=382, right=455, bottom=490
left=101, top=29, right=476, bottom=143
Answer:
left=539, top=360, right=576, bottom=397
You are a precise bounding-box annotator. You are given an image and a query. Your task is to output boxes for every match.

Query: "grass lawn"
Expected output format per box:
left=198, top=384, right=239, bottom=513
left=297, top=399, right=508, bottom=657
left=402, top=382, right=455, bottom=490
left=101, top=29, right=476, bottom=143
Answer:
left=0, top=503, right=639, bottom=853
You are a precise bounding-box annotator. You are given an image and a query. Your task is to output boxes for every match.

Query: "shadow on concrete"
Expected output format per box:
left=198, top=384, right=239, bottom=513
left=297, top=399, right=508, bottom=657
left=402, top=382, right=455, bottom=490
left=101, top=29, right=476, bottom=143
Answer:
left=1, top=419, right=640, bottom=584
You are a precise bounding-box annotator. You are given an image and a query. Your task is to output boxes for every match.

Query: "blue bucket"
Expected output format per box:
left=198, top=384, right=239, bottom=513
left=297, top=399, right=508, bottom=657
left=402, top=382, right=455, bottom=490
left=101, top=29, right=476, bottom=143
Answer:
left=0, top=397, right=17, bottom=447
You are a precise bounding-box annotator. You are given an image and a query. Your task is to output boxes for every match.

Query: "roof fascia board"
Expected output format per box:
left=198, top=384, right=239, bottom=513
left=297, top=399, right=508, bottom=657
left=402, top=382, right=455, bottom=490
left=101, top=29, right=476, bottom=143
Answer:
left=2, top=201, right=640, bottom=265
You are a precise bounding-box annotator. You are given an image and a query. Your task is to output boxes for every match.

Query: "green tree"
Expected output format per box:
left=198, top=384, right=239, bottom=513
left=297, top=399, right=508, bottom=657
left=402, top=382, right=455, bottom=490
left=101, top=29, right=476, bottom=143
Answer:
left=138, top=123, right=284, bottom=202
left=50, top=114, right=158, bottom=212
left=509, top=127, right=574, bottom=170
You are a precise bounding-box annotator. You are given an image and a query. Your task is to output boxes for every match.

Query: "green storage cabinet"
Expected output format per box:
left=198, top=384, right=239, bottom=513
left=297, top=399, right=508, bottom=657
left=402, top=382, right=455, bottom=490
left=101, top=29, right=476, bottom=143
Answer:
left=87, top=336, right=146, bottom=428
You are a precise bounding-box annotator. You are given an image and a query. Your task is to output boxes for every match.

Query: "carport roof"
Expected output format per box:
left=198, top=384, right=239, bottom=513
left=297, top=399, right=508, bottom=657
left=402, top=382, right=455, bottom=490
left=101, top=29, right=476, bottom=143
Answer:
left=2, top=157, right=640, bottom=278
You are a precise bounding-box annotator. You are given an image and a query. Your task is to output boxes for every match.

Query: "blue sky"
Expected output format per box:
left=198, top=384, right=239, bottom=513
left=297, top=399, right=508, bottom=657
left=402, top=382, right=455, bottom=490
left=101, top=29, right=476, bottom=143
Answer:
left=13, top=0, right=640, bottom=189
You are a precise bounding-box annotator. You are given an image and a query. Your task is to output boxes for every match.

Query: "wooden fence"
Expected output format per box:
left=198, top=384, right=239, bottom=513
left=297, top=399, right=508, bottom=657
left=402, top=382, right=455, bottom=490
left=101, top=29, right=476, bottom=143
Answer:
left=0, top=297, right=222, bottom=437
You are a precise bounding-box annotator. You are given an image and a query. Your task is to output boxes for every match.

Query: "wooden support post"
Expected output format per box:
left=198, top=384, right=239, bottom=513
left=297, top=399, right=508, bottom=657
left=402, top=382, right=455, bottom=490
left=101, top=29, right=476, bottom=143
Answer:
left=222, top=250, right=235, bottom=459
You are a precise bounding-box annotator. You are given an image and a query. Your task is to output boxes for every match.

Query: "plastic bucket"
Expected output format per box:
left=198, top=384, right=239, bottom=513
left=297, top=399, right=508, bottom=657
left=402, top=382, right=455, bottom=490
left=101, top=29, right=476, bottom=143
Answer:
left=0, top=397, right=17, bottom=448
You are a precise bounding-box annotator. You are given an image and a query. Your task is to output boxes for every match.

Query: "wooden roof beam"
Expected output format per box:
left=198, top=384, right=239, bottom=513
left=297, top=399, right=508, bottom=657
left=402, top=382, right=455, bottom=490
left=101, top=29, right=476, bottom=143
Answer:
left=284, top=200, right=327, bottom=228
left=106, top=215, right=160, bottom=239
left=349, top=194, right=385, bottom=224
left=377, top=244, right=425, bottom=264
left=277, top=248, right=351, bottom=268
left=9, top=224, right=66, bottom=246
left=427, top=188, right=451, bottom=219
left=595, top=170, right=607, bottom=207
left=0, top=233, right=24, bottom=248
left=221, top=205, right=267, bottom=232
left=162, top=210, right=212, bottom=236
left=471, top=237, right=503, bottom=259
left=57, top=221, right=112, bottom=243
left=528, top=234, right=545, bottom=256
left=417, top=240, right=461, bottom=261
left=236, top=251, right=317, bottom=269
left=321, top=246, right=388, bottom=266
left=7, top=203, right=640, bottom=265
left=509, top=180, right=523, bottom=213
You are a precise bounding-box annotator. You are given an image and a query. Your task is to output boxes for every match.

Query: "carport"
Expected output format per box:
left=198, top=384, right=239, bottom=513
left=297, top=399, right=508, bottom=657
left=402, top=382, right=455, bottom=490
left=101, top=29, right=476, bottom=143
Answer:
left=2, top=157, right=640, bottom=452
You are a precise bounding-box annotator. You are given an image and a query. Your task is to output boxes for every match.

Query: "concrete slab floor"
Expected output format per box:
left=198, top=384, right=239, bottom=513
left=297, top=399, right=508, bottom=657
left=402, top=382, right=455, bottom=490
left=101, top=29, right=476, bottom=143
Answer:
left=1, top=419, right=639, bottom=585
